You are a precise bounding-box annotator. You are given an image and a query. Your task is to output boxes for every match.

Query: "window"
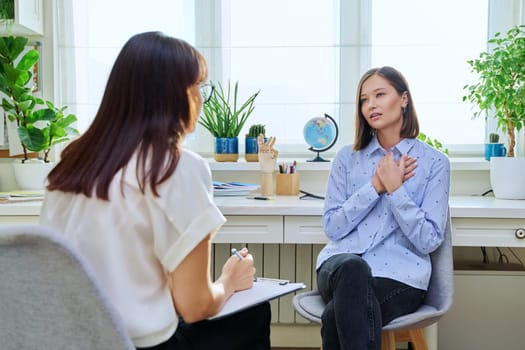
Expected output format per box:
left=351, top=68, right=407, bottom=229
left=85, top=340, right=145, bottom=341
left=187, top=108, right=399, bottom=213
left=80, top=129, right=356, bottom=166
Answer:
left=56, top=0, right=520, bottom=158
left=193, top=0, right=490, bottom=157
left=56, top=0, right=195, bottom=132
left=370, top=0, right=488, bottom=153
left=189, top=0, right=341, bottom=156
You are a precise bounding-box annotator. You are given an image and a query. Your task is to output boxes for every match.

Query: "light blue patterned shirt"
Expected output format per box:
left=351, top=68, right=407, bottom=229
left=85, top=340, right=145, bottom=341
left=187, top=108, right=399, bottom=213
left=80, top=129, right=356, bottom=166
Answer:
left=316, top=137, right=450, bottom=290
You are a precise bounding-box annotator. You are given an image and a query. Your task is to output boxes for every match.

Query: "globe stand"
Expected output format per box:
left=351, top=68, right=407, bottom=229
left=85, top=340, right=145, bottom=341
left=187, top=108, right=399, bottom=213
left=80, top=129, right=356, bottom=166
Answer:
left=304, top=113, right=339, bottom=162
left=307, top=151, right=330, bottom=162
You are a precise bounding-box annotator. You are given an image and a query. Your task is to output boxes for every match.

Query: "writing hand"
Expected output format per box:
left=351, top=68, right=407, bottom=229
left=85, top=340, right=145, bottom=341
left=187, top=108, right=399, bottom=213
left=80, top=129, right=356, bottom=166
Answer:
left=223, top=247, right=255, bottom=291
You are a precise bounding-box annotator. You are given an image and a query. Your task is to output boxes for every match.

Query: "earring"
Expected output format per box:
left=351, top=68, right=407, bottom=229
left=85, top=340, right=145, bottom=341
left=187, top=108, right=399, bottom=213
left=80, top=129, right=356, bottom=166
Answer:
left=402, top=106, right=406, bottom=114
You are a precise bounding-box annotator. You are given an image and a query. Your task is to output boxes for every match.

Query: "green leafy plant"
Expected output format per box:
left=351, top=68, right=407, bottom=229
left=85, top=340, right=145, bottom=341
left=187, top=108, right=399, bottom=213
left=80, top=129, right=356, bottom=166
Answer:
left=247, top=124, right=265, bottom=137
left=0, top=0, right=14, bottom=20
left=418, top=133, right=448, bottom=155
left=463, top=25, right=525, bottom=157
left=0, top=36, right=78, bottom=162
left=199, top=81, right=259, bottom=138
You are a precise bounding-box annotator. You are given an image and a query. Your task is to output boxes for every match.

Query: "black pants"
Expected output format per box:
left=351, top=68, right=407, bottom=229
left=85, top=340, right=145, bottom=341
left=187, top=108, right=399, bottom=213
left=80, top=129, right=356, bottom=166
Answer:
left=137, top=302, right=271, bottom=350
left=317, top=254, right=426, bottom=350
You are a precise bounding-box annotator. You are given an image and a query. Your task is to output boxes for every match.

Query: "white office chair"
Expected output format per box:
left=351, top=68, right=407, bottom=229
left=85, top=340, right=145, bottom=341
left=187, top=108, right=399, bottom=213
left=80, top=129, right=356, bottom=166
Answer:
left=293, top=213, right=454, bottom=350
left=0, top=224, right=135, bottom=350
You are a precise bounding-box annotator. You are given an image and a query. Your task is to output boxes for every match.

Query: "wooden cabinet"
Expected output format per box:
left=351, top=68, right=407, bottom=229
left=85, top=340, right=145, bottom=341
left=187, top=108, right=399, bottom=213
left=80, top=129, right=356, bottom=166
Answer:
left=0, top=0, right=43, bottom=36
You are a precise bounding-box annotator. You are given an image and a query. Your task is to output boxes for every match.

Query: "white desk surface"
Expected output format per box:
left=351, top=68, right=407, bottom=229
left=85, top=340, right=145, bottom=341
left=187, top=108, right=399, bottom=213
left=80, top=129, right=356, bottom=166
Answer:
left=1, top=195, right=524, bottom=219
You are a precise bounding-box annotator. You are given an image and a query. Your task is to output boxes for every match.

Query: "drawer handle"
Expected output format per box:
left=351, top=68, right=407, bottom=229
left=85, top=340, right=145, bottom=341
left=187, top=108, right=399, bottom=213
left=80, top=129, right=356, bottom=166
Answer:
left=515, top=228, right=525, bottom=239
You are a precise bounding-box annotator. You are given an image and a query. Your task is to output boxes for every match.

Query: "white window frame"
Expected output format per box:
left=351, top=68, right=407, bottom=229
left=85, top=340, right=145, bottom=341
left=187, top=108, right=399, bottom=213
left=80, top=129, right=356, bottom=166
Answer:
left=191, top=0, right=525, bottom=158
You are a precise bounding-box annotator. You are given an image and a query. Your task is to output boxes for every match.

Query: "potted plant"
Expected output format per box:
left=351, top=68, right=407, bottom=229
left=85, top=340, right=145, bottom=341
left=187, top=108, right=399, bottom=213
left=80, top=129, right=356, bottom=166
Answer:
left=463, top=24, right=525, bottom=199
left=0, top=35, right=78, bottom=189
left=245, top=123, right=265, bottom=162
left=418, top=132, right=449, bottom=155
left=483, top=133, right=506, bottom=161
left=199, top=80, right=259, bottom=162
left=0, top=0, right=14, bottom=22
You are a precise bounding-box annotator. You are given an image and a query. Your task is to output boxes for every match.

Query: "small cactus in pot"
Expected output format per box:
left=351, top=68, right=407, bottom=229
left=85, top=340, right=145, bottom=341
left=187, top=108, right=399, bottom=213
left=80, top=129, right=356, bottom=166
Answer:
left=247, top=124, right=266, bottom=138
left=245, top=124, right=266, bottom=162
left=489, top=133, right=499, bottom=143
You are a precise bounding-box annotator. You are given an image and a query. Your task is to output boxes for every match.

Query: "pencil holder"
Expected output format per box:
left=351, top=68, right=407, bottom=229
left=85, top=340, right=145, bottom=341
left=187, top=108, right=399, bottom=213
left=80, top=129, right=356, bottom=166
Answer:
left=276, top=173, right=300, bottom=195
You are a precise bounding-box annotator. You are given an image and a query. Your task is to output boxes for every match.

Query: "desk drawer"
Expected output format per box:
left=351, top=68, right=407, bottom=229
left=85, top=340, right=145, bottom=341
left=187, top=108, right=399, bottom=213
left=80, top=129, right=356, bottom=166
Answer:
left=452, top=218, right=525, bottom=247
left=284, top=216, right=327, bottom=244
left=0, top=216, right=39, bottom=224
left=214, top=215, right=283, bottom=243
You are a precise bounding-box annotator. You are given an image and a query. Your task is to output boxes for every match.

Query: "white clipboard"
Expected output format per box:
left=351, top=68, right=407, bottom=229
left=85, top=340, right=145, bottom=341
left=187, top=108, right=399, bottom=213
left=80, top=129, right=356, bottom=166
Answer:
left=210, top=278, right=306, bottom=320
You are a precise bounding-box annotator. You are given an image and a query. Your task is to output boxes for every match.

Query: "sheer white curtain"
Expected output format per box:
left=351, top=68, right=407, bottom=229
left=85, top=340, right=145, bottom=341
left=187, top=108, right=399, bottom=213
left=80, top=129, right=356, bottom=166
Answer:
left=56, top=0, right=195, bottom=132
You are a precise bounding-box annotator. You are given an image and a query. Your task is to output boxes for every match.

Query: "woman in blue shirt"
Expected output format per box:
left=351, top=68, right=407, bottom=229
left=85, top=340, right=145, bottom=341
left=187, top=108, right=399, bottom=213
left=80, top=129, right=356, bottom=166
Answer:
left=316, top=66, right=450, bottom=350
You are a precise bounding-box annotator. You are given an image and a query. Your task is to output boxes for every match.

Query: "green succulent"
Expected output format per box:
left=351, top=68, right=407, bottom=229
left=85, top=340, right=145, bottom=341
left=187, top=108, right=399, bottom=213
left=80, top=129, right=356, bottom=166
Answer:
left=247, top=124, right=265, bottom=137
left=199, top=80, right=259, bottom=138
left=489, top=133, right=500, bottom=143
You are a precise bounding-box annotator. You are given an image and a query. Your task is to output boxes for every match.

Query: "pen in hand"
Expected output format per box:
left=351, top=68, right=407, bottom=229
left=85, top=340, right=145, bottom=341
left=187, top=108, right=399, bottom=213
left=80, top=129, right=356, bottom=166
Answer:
left=231, top=248, right=243, bottom=260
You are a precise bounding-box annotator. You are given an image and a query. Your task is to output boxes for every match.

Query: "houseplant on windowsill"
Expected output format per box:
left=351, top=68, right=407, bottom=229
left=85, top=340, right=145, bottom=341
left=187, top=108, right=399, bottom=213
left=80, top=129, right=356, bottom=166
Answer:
left=483, top=133, right=506, bottom=161
left=199, top=80, right=259, bottom=162
left=0, top=35, right=78, bottom=190
left=463, top=24, right=525, bottom=199
left=245, top=123, right=266, bottom=162
left=418, top=132, right=448, bottom=155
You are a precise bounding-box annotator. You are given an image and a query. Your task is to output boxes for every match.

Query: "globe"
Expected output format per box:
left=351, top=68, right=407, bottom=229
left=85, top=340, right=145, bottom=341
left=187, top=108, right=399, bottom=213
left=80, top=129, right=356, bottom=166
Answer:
left=303, top=114, right=339, bottom=161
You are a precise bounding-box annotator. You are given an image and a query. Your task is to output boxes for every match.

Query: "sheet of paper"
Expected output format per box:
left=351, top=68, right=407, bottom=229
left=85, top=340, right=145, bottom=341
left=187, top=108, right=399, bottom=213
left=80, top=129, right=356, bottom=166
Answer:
left=210, top=278, right=306, bottom=320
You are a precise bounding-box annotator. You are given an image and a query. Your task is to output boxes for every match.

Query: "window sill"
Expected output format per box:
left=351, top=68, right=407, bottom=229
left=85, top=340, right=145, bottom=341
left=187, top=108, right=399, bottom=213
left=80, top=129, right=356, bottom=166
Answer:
left=207, top=157, right=489, bottom=172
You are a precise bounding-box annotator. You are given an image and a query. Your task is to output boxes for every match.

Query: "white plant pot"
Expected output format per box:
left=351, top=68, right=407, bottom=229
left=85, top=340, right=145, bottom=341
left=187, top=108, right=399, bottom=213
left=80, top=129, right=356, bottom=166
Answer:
left=489, top=157, right=525, bottom=199
left=12, top=160, right=55, bottom=191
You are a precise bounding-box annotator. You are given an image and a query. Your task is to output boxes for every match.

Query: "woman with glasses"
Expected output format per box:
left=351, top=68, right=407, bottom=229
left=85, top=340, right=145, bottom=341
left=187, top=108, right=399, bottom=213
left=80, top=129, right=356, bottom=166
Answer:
left=316, top=66, right=450, bottom=350
left=40, top=32, right=270, bottom=350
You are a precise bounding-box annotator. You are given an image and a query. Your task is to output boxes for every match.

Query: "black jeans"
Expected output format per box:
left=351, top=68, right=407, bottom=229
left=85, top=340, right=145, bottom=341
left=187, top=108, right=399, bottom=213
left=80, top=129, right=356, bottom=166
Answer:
left=317, top=254, right=426, bottom=350
left=137, top=302, right=271, bottom=350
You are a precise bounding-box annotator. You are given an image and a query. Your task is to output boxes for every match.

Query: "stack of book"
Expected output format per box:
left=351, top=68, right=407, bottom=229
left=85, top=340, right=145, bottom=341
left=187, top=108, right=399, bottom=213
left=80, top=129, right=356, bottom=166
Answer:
left=213, top=182, right=259, bottom=197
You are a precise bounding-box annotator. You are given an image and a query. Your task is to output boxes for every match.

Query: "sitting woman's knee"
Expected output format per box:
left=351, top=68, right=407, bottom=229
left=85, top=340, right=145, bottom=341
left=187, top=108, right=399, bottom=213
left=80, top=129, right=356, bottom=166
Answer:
left=338, top=255, right=370, bottom=277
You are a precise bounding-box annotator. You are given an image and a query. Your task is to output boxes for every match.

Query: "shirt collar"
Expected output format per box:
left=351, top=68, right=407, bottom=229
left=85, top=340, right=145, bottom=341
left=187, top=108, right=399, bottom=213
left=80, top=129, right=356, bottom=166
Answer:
left=364, top=136, right=416, bottom=157
left=396, top=138, right=416, bottom=154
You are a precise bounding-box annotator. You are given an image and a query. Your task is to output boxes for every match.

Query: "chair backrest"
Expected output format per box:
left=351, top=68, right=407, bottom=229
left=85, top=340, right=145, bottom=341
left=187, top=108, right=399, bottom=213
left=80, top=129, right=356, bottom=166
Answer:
left=425, top=211, right=454, bottom=312
left=0, top=224, right=135, bottom=350
left=383, top=210, right=454, bottom=329
left=294, top=210, right=454, bottom=331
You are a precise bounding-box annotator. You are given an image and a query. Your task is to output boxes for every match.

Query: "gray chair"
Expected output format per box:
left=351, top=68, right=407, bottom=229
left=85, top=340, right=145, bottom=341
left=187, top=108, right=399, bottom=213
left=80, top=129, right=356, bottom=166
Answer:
left=293, top=213, right=454, bottom=350
left=0, top=224, right=135, bottom=350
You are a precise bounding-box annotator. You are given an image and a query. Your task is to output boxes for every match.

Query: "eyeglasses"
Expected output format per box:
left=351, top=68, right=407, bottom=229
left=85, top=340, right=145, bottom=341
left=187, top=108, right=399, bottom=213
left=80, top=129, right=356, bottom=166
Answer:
left=200, top=83, right=215, bottom=104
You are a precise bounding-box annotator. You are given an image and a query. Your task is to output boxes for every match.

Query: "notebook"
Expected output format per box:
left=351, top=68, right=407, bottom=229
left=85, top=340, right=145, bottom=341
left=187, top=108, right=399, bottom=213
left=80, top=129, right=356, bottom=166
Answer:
left=210, top=278, right=306, bottom=320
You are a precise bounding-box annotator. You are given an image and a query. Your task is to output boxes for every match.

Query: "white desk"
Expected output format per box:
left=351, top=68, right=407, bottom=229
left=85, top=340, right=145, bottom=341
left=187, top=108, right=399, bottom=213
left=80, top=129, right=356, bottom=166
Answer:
left=217, top=196, right=525, bottom=247
left=1, top=196, right=525, bottom=247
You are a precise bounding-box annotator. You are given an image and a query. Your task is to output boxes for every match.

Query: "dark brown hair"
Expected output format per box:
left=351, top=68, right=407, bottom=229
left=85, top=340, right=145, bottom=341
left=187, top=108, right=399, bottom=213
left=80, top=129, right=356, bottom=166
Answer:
left=353, top=66, right=419, bottom=150
left=47, top=32, right=205, bottom=199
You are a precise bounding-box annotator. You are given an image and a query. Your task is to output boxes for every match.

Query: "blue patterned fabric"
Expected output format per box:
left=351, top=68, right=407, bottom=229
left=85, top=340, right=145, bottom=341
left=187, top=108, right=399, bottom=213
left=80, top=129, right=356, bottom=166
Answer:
left=317, top=137, right=450, bottom=290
